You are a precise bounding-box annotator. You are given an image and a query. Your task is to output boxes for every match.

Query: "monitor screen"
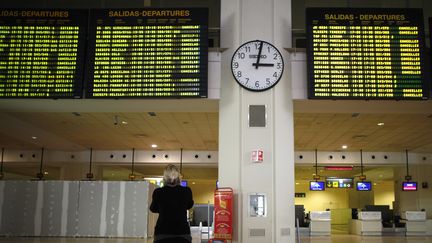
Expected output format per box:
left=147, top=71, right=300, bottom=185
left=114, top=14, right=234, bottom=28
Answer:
left=402, top=181, right=417, bottom=191
left=0, top=9, right=88, bottom=98
left=306, top=8, right=429, bottom=100
left=356, top=181, right=372, bottom=191
left=180, top=180, right=188, bottom=187
left=86, top=8, right=208, bottom=98
left=310, top=181, right=325, bottom=191
left=326, top=178, right=354, bottom=188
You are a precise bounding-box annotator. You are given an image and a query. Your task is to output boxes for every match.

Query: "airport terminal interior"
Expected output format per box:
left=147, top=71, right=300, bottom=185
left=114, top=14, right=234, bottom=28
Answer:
left=1, top=0, right=432, bottom=242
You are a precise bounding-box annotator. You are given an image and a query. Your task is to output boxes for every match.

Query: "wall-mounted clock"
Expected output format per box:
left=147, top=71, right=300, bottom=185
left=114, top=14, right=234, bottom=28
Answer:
left=231, top=40, right=284, bottom=92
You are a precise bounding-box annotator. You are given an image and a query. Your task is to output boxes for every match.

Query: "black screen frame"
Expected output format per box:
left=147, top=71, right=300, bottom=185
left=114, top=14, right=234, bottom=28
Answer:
left=309, top=181, right=326, bottom=191
left=356, top=181, right=372, bottom=191
left=306, top=8, right=430, bottom=100
left=402, top=181, right=418, bottom=191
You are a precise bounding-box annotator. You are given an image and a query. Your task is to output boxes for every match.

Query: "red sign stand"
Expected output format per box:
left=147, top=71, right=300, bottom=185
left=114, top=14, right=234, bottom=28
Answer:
left=213, top=187, right=233, bottom=242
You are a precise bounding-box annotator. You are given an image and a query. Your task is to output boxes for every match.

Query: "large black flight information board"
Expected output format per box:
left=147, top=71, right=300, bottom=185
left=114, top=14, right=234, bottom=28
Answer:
left=306, top=8, right=429, bottom=99
left=0, top=9, right=87, bottom=98
left=86, top=9, right=208, bottom=98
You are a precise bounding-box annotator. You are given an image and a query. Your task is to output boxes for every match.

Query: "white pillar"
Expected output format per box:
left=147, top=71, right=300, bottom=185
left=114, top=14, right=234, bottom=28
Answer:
left=219, top=0, right=294, bottom=242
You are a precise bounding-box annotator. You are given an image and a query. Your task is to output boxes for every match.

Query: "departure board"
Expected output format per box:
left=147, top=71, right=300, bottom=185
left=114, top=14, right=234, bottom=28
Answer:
left=306, top=8, right=429, bottom=99
left=0, top=9, right=87, bottom=98
left=86, top=9, right=208, bottom=98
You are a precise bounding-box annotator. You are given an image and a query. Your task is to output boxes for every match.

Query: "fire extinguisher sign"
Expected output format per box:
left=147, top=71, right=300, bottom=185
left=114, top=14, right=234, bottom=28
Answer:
left=214, top=187, right=233, bottom=240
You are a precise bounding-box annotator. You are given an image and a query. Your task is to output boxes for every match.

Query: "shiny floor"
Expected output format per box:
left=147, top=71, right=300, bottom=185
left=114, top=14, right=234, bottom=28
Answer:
left=1, top=236, right=432, bottom=243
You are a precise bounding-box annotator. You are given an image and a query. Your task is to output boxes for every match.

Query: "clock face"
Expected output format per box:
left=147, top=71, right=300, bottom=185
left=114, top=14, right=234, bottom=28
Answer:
left=231, top=40, right=284, bottom=91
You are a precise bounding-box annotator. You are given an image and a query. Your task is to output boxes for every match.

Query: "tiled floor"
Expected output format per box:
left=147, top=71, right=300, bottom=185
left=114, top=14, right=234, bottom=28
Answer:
left=299, top=235, right=432, bottom=243
left=1, top=236, right=432, bottom=243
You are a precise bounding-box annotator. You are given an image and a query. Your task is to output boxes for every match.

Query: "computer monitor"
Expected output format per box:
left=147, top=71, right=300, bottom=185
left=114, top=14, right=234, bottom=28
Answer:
left=181, top=180, right=188, bottom=187
left=356, top=181, right=372, bottom=191
left=310, top=181, right=325, bottom=191
left=402, top=181, right=417, bottom=191
left=325, top=178, right=354, bottom=188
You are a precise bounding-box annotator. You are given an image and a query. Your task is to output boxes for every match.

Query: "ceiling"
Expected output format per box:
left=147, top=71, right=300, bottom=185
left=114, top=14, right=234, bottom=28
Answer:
left=0, top=99, right=431, bottom=152
left=1, top=98, right=430, bottom=181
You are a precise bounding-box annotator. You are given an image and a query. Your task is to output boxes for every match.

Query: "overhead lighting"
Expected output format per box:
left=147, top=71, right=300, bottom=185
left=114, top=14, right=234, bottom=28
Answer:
left=377, top=122, right=385, bottom=126
left=295, top=182, right=300, bottom=185
left=31, top=136, right=37, bottom=140
left=151, top=144, right=158, bottom=148
left=342, top=145, right=348, bottom=149
left=121, top=121, right=128, bottom=125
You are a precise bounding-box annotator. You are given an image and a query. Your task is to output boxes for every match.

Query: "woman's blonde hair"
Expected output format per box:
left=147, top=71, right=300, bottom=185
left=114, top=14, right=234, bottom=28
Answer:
left=163, top=164, right=181, bottom=186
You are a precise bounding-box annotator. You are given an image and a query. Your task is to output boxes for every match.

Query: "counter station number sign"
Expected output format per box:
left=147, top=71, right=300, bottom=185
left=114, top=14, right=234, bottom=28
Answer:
left=0, top=9, right=87, bottom=98
left=86, top=9, right=208, bottom=98
left=306, top=8, right=429, bottom=99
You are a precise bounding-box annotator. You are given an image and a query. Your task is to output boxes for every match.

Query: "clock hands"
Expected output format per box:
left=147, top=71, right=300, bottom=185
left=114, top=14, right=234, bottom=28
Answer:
left=252, top=41, right=274, bottom=68
left=254, top=41, right=263, bottom=69
left=252, top=63, right=274, bottom=67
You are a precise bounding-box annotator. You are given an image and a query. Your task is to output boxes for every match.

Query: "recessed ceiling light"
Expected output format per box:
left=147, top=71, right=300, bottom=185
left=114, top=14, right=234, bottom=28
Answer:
left=31, top=136, right=37, bottom=140
left=151, top=144, right=158, bottom=148
left=377, top=122, right=385, bottom=126
left=342, top=145, right=348, bottom=149
left=295, top=182, right=300, bottom=185
left=192, top=182, right=196, bottom=185
left=121, top=121, right=128, bottom=125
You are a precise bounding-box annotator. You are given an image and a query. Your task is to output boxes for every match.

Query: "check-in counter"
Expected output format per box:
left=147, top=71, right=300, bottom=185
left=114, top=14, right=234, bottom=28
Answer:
left=349, top=211, right=382, bottom=236
left=404, top=211, right=427, bottom=236
left=309, top=211, right=331, bottom=236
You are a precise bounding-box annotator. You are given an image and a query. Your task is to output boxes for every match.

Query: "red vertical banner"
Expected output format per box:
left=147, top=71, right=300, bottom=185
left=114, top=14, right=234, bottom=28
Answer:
left=214, top=187, right=233, bottom=240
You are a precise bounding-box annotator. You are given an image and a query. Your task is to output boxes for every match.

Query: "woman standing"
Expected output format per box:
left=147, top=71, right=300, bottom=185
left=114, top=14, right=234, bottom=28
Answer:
left=150, top=164, right=194, bottom=243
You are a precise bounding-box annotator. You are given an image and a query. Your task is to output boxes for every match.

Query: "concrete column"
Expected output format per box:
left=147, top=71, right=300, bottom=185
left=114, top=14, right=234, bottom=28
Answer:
left=219, top=0, right=294, bottom=242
